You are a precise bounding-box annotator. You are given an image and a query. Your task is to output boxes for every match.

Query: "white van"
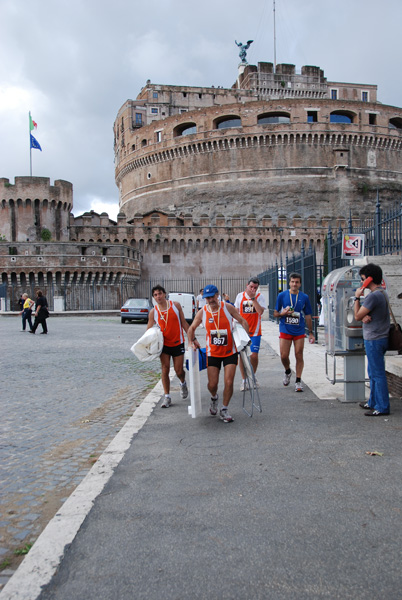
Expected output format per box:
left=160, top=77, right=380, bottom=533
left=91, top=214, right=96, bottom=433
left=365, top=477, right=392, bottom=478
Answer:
left=168, top=292, right=196, bottom=323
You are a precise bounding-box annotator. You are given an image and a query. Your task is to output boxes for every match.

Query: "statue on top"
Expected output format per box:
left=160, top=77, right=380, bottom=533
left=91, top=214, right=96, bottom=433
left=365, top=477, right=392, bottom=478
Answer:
left=235, top=40, right=253, bottom=63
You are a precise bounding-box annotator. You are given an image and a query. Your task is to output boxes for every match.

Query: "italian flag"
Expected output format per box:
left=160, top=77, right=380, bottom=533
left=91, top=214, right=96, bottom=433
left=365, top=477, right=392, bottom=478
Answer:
left=29, top=115, right=37, bottom=131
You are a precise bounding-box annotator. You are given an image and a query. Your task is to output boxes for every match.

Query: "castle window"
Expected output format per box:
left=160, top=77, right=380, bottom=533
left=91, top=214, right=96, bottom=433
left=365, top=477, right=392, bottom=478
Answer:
left=151, top=108, right=158, bottom=114
left=330, top=111, right=354, bottom=124
left=183, top=92, right=187, bottom=98
left=131, top=144, right=136, bottom=151
left=307, top=111, right=318, bottom=123
left=331, top=89, right=338, bottom=100
left=389, top=117, right=402, bottom=130
left=258, top=112, right=290, bottom=124
left=362, top=91, right=369, bottom=102
left=173, top=122, right=197, bottom=137
left=369, top=113, right=376, bottom=125
left=135, top=113, right=142, bottom=126
left=163, top=255, right=170, bottom=263
left=141, top=139, right=147, bottom=147
left=155, top=130, right=162, bottom=143
left=214, top=116, right=242, bottom=129
left=153, top=92, right=158, bottom=98
left=198, top=93, right=202, bottom=99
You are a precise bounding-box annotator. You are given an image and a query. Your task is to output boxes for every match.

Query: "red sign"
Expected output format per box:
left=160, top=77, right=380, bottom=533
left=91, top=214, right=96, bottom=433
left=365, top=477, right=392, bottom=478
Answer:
left=342, top=234, right=365, bottom=258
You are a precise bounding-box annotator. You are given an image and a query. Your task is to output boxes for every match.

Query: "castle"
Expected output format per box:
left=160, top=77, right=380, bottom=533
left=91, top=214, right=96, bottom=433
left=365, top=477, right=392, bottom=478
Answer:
left=1, top=60, right=402, bottom=299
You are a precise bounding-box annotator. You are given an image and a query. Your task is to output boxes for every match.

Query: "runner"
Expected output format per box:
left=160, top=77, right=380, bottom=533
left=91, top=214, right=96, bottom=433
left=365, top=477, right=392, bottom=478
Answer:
left=234, top=277, right=266, bottom=390
left=147, top=285, right=189, bottom=407
left=188, top=284, right=249, bottom=423
left=273, top=272, right=315, bottom=392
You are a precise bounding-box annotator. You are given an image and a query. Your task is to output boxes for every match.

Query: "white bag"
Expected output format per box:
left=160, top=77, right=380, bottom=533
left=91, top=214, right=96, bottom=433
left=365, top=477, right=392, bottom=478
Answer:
left=131, top=327, right=164, bottom=362
left=232, top=322, right=251, bottom=352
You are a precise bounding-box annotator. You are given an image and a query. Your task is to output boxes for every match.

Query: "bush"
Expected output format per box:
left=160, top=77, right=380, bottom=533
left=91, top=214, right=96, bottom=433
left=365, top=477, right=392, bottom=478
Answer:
left=41, top=228, right=52, bottom=241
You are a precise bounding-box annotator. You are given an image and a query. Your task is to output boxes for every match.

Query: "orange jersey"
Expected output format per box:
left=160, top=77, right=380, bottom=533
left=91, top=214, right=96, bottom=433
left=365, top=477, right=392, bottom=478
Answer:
left=154, top=301, right=184, bottom=347
left=202, top=301, right=236, bottom=357
left=235, top=292, right=264, bottom=336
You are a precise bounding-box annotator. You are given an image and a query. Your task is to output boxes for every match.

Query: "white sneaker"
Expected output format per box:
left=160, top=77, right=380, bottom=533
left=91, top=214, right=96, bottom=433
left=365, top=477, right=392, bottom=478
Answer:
left=180, top=381, right=188, bottom=399
left=295, top=381, right=304, bottom=392
left=161, top=395, right=172, bottom=408
left=240, top=380, right=249, bottom=391
left=210, top=394, right=218, bottom=416
left=219, top=407, right=234, bottom=423
left=283, top=371, right=291, bottom=386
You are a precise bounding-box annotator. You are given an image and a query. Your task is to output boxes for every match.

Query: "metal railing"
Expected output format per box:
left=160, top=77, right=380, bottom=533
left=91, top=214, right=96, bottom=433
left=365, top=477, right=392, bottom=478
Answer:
left=328, top=196, right=402, bottom=271
left=258, top=244, right=324, bottom=339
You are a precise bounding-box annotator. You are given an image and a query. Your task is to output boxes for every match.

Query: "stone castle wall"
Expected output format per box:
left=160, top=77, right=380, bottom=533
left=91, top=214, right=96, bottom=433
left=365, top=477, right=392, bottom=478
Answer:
left=0, top=177, right=73, bottom=242
left=115, top=97, right=402, bottom=223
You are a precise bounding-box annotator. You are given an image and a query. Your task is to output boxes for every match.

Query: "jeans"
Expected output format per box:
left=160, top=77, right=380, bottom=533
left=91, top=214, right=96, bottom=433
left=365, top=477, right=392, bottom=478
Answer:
left=364, top=337, right=390, bottom=413
left=22, top=309, right=33, bottom=331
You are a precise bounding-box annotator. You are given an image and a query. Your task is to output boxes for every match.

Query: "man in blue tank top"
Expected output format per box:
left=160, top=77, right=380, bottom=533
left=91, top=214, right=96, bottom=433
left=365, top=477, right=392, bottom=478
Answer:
left=273, top=272, right=315, bottom=392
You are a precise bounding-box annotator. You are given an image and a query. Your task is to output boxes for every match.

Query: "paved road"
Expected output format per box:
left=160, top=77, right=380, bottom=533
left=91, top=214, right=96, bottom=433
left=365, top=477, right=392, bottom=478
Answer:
left=0, top=316, right=160, bottom=578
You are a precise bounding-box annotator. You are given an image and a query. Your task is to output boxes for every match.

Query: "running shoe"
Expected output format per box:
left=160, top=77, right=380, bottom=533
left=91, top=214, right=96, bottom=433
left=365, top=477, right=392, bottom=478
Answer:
left=283, top=371, right=291, bottom=386
left=210, top=394, right=218, bottom=416
left=240, top=380, right=249, bottom=392
left=295, top=381, right=304, bottom=392
left=180, top=381, right=188, bottom=399
left=161, top=395, right=172, bottom=408
left=219, top=407, right=234, bottom=423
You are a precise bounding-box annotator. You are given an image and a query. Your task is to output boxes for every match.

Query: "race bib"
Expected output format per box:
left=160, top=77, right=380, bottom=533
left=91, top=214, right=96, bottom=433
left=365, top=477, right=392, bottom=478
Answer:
left=211, top=329, right=228, bottom=346
left=285, top=311, right=300, bottom=326
left=242, top=300, right=256, bottom=314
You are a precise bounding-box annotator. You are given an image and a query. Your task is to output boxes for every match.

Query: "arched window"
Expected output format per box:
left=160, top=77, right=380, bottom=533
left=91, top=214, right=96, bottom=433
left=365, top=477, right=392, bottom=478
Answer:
left=389, top=117, right=402, bottom=130
left=258, top=112, right=290, bottom=124
left=330, top=111, right=355, bottom=124
left=214, top=116, right=242, bottom=130
left=173, top=122, right=197, bottom=137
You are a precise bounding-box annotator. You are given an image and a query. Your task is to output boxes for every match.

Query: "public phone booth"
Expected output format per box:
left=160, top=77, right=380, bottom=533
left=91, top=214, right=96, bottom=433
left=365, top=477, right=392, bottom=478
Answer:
left=322, top=266, right=366, bottom=402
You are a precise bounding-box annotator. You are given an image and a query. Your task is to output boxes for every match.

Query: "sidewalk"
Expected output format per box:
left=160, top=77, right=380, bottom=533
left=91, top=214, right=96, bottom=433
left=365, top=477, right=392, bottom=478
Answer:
left=2, top=323, right=402, bottom=600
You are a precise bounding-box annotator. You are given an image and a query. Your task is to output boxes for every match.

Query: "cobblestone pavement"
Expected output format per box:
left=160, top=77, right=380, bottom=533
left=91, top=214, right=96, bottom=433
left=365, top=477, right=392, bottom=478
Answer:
left=0, top=316, right=161, bottom=584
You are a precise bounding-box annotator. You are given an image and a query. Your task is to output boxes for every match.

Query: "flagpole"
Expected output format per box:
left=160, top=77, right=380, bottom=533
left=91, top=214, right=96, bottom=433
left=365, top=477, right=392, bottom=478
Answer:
left=29, top=112, right=32, bottom=177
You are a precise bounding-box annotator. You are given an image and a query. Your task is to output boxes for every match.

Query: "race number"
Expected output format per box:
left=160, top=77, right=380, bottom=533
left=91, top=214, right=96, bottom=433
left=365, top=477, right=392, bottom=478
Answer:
left=242, top=300, right=256, bottom=314
left=285, top=311, right=300, bottom=326
left=211, top=329, right=228, bottom=346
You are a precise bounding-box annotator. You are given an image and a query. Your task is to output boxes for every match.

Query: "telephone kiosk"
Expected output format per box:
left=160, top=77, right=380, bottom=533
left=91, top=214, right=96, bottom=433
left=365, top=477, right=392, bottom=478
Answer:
left=321, top=266, right=384, bottom=402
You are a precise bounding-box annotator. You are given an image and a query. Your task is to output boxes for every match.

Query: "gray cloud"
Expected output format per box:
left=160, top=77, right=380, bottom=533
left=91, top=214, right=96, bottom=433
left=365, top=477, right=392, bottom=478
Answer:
left=1, top=0, right=401, bottom=219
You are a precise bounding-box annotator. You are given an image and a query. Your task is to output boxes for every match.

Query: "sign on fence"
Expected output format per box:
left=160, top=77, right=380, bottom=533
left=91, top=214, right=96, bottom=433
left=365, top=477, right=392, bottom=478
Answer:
left=342, top=234, right=365, bottom=259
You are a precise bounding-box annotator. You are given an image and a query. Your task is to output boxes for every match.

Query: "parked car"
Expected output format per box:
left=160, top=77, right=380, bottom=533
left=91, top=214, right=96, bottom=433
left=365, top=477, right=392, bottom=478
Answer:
left=121, top=298, right=152, bottom=323
left=168, top=292, right=196, bottom=323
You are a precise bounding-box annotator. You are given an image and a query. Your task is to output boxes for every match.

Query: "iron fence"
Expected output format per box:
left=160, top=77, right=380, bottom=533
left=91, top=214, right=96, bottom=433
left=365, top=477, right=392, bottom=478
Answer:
left=131, top=277, right=250, bottom=305
left=1, top=276, right=250, bottom=312
left=258, top=244, right=324, bottom=338
left=328, top=196, right=402, bottom=271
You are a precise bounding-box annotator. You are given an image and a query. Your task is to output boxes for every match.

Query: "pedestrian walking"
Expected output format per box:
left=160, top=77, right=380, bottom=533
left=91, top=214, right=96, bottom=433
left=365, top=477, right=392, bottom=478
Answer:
left=354, top=263, right=390, bottom=416
left=147, top=285, right=189, bottom=407
left=273, top=272, right=315, bottom=392
left=30, top=290, right=49, bottom=334
left=20, top=293, right=34, bottom=331
left=234, top=277, right=266, bottom=390
left=188, top=284, right=249, bottom=423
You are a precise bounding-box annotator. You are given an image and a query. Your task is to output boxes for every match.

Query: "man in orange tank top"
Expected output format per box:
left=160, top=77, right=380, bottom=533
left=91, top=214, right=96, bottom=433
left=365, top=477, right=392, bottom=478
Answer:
left=234, top=277, right=266, bottom=390
left=147, top=285, right=190, bottom=408
left=188, top=285, right=249, bottom=423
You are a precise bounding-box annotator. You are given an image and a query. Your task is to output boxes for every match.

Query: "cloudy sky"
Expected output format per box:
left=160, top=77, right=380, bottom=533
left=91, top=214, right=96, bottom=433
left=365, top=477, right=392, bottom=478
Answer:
left=1, top=0, right=401, bottom=220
